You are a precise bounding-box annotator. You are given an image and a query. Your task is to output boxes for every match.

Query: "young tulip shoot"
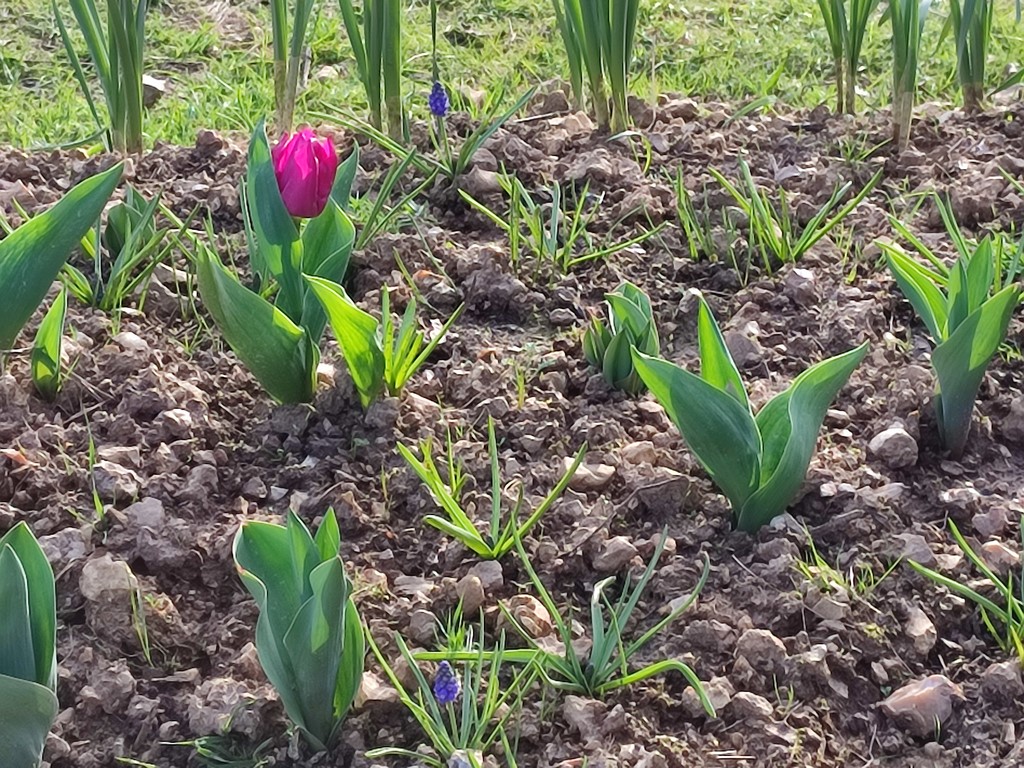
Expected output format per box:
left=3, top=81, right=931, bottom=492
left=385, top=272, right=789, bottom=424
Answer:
left=633, top=295, right=868, bottom=532
left=583, top=281, right=660, bottom=395
left=233, top=509, right=364, bottom=750
left=272, top=128, right=340, bottom=219
left=890, top=0, right=932, bottom=149
left=880, top=225, right=1021, bottom=458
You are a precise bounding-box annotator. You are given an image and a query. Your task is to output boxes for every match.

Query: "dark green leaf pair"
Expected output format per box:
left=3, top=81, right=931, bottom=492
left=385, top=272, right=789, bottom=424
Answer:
left=633, top=295, right=868, bottom=532
left=881, top=235, right=1020, bottom=458
left=0, top=163, right=122, bottom=354
left=31, top=290, right=68, bottom=401
left=233, top=509, right=364, bottom=751
left=196, top=122, right=357, bottom=403
left=583, top=281, right=660, bottom=395
left=0, top=523, right=58, bottom=767
left=306, top=277, right=463, bottom=409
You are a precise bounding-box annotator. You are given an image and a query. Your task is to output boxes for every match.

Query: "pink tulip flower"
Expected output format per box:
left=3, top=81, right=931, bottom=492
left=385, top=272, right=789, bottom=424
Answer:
left=271, top=128, right=339, bottom=219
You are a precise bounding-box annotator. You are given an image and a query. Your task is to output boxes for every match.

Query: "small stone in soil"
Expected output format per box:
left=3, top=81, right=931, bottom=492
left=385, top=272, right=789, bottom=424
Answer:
left=980, top=660, right=1024, bottom=698
left=563, top=695, right=607, bottom=736
left=897, top=533, right=937, bottom=568
left=868, top=427, right=918, bottom=469
left=904, top=604, right=937, bottom=656
left=880, top=674, right=964, bottom=739
left=729, top=691, right=774, bottom=720
left=735, top=628, right=788, bottom=673
left=456, top=574, right=485, bottom=614
left=592, top=536, right=638, bottom=573
left=568, top=460, right=615, bottom=492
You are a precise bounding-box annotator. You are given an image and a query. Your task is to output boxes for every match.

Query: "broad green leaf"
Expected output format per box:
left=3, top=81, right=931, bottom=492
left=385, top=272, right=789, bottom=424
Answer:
left=313, top=508, right=341, bottom=563
left=933, top=285, right=1020, bottom=457
left=606, top=293, right=650, bottom=339
left=738, top=342, right=868, bottom=531
left=582, top=318, right=607, bottom=366
left=282, top=558, right=348, bottom=747
left=0, top=547, right=35, bottom=684
left=884, top=246, right=948, bottom=340
left=305, top=276, right=385, bottom=408
left=0, top=163, right=122, bottom=351
left=299, top=199, right=356, bottom=343
left=696, top=296, right=748, bottom=409
left=0, top=524, right=56, bottom=689
left=603, top=332, right=637, bottom=391
left=196, top=246, right=316, bottom=404
left=0, top=674, right=59, bottom=768
left=31, top=290, right=67, bottom=402
left=633, top=351, right=761, bottom=510
left=246, top=120, right=303, bottom=321
left=334, top=599, right=364, bottom=725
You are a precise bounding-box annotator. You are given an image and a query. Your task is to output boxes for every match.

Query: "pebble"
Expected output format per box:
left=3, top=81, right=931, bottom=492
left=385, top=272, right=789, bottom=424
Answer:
left=568, top=460, right=615, bottom=492
left=563, top=696, right=606, bottom=736
left=620, top=441, right=657, bottom=465
left=80, top=554, right=137, bottom=602
left=980, top=540, right=1020, bottom=577
left=980, top=660, right=1024, bottom=698
left=455, top=574, right=485, bottom=614
left=549, top=308, right=578, bottom=327
left=592, top=536, right=638, bottom=573
left=729, top=691, right=774, bottom=720
left=904, top=604, right=937, bottom=655
left=467, top=560, right=503, bottom=591
left=973, top=507, right=1009, bottom=538
left=502, top=595, right=553, bottom=638
left=681, top=676, right=734, bottom=718
left=92, top=460, right=142, bottom=502
left=783, top=267, right=818, bottom=306
left=897, top=533, right=937, bottom=567
left=880, top=674, right=963, bottom=738
left=868, top=427, right=918, bottom=469
left=735, top=628, right=788, bottom=673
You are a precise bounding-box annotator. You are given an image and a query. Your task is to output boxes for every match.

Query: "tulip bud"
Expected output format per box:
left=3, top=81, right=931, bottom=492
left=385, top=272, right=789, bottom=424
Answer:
left=271, top=128, right=339, bottom=219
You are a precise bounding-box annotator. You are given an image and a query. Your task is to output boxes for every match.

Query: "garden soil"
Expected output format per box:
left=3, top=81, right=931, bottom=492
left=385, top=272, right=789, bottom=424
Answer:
left=2, top=96, right=1024, bottom=768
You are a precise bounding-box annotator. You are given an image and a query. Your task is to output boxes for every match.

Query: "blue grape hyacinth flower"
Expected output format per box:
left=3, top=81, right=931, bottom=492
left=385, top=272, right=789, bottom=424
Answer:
left=429, top=81, right=450, bottom=118
left=433, top=660, right=461, bottom=705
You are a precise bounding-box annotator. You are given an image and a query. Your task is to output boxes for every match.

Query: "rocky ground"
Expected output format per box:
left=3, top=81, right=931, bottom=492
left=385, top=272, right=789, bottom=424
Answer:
left=2, top=94, right=1024, bottom=768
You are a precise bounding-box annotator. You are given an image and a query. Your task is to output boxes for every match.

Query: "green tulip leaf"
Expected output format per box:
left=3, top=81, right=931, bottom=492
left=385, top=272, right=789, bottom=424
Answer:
left=330, top=144, right=360, bottom=211
left=884, top=246, right=948, bottom=339
left=246, top=120, right=303, bottom=322
left=737, top=341, right=868, bottom=531
left=0, top=163, right=122, bottom=351
left=0, top=675, right=59, bottom=768
left=0, top=524, right=56, bottom=689
left=633, top=350, right=762, bottom=510
left=933, top=284, right=1020, bottom=458
left=305, top=276, right=385, bottom=408
left=696, top=296, right=748, bottom=409
left=299, top=199, right=356, bottom=343
left=196, top=245, right=317, bottom=404
left=31, top=289, right=68, bottom=402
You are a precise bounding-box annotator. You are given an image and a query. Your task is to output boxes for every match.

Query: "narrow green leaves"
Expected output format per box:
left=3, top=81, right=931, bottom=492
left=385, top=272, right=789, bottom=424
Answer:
left=0, top=163, right=122, bottom=352
left=338, top=0, right=404, bottom=138
left=0, top=523, right=58, bottom=767
left=233, top=510, right=363, bottom=750
left=633, top=294, right=867, bottom=531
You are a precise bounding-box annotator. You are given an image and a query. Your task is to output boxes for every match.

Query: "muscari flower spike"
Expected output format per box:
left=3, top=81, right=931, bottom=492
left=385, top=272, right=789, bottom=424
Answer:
left=429, top=81, right=450, bottom=118
left=433, top=660, right=461, bottom=705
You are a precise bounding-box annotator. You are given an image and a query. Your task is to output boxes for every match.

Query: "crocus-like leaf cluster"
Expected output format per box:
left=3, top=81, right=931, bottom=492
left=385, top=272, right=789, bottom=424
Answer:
left=196, top=121, right=357, bottom=403
left=233, top=509, right=364, bottom=751
left=880, top=229, right=1021, bottom=458
left=0, top=523, right=58, bottom=767
left=633, top=294, right=868, bottom=532
left=582, top=281, right=660, bottom=395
